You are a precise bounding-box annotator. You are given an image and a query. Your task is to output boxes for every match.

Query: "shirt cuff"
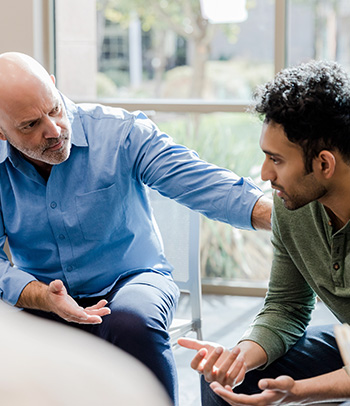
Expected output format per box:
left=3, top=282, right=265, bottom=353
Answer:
left=1, top=267, right=37, bottom=306
left=239, top=324, right=286, bottom=367
left=226, top=177, right=264, bottom=230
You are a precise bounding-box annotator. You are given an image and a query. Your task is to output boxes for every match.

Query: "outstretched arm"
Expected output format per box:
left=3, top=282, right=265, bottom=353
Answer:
left=16, top=280, right=111, bottom=324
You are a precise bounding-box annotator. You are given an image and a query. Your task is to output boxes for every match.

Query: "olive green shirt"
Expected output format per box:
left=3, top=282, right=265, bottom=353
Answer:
left=241, top=194, right=350, bottom=366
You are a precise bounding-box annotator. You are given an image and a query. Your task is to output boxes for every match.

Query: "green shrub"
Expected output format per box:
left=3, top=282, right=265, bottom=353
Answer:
left=155, top=112, right=273, bottom=281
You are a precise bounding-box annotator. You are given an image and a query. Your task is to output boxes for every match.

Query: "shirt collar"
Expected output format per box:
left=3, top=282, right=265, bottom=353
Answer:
left=0, top=142, right=13, bottom=164
left=60, top=93, right=88, bottom=148
left=0, top=92, right=88, bottom=164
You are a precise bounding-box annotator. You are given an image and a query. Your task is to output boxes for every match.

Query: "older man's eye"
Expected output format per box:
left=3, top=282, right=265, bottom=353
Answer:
left=24, top=121, right=38, bottom=130
left=50, top=106, right=60, bottom=116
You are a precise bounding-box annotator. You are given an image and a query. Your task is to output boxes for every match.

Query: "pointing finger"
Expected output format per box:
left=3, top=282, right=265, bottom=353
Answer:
left=178, top=337, right=206, bottom=351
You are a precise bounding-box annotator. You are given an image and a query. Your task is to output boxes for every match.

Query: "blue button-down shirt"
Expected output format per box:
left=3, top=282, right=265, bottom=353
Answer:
left=0, top=96, right=263, bottom=305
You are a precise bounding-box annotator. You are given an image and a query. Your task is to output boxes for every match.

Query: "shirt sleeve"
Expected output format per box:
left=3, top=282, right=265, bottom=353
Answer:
left=239, top=195, right=316, bottom=366
left=0, top=211, right=37, bottom=306
left=123, top=111, right=264, bottom=230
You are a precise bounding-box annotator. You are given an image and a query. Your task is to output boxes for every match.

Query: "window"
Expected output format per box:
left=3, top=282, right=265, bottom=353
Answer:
left=287, top=0, right=350, bottom=70
left=54, top=0, right=350, bottom=293
left=95, top=0, right=275, bottom=101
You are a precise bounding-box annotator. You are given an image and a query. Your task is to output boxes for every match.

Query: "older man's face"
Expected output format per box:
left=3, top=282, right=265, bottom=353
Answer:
left=0, top=75, right=71, bottom=167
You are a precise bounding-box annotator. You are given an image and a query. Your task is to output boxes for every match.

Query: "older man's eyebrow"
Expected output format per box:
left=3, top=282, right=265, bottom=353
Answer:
left=16, top=100, right=61, bottom=129
left=16, top=117, right=39, bottom=128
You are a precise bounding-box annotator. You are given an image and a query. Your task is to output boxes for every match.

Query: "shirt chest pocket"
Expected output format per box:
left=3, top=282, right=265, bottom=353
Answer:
left=75, top=183, right=124, bottom=241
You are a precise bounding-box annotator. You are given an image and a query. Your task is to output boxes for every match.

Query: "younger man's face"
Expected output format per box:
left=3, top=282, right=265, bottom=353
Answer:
left=259, top=121, right=326, bottom=210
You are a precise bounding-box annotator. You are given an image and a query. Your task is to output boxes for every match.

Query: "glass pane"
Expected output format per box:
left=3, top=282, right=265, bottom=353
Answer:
left=153, top=111, right=273, bottom=282
left=287, top=0, right=350, bottom=70
left=96, top=0, right=275, bottom=100
left=54, top=0, right=274, bottom=285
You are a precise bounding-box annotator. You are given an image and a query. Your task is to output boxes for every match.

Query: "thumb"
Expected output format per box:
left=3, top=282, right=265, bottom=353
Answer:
left=49, top=279, right=65, bottom=294
left=259, top=375, right=294, bottom=391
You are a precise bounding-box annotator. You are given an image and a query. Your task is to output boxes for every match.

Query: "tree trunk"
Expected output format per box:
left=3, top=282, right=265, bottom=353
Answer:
left=189, top=36, right=210, bottom=98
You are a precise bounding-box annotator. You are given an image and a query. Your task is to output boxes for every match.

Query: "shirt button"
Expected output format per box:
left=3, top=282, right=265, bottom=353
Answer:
left=333, top=263, right=340, bottom=271
left=67, top=265, right=73, bottom=272
left=50, top=201, right=57, bottom=209
left=59, top=234, right=65, bottom=240
left=328, top=220, right=332, bottom=226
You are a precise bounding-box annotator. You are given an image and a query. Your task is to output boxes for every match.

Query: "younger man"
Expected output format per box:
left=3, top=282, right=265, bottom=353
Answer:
left=179, top=60, right=350, bottom=405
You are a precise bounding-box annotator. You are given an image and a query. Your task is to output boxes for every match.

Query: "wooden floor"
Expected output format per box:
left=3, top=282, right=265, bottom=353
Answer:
left=174, top=294, right=339, bottom=406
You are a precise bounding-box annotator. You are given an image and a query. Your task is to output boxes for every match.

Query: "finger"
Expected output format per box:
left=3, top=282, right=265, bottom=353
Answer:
left=190, top=348, right=208, bottom=372
left=85, top=299, right=109, bottom=310
left=258, top=375, right=294, bottom=391
left=233, top=363, right=246, bottom=388
left=79, top=314, right=103, bottom=324
left=177, top=337, right=205, bottom=350
left=202, top=346, right=224, bottom=378
left=84, top=300, right=111, bottom=315
left=59, top=307, right=89, bottom=322
left=226, top=357, right=244, bottom=386
left=209, top=381, right=226, bottom=392
left=215, top=347, right=240, bottom=382
left=210, top=383, right=262, bottom=406
left=62, top=313, right=103, bottom=324
left=210, top=382, right=237, bottom=404
left=85, top=307, right=111, bottom=317
left=211, top=387, right=240, bottom=406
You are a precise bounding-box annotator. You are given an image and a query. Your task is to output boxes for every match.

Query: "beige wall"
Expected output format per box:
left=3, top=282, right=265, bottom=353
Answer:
left=0, top=1, right=35, bottom=55
left=0, top=0, right=97, bottom=99
left=0, top=0, right=53, bottom=71
left=0, top=0, right=53, bottom=263
left=55, top=0, right=97, bottom=99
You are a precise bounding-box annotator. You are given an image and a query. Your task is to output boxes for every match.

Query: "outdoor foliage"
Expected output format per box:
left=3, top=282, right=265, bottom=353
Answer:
left=155, top=112, right=273, bottom=281
left=96, top=0, right=275, bottom=282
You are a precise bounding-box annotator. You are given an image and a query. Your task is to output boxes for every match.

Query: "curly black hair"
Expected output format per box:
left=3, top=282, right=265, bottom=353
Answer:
left=253, top=60, right=350, bottom=173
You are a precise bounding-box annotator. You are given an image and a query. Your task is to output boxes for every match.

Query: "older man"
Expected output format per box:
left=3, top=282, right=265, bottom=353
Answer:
left=0, top=52, right=271, bottom=405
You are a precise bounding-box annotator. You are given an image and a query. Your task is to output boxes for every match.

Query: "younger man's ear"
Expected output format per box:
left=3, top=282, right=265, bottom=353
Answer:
left=313, top=150, right=336, bottom=179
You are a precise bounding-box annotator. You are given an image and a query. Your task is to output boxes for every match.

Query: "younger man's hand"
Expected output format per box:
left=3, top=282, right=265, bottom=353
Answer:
left=177, top=337, right=246, bottom=388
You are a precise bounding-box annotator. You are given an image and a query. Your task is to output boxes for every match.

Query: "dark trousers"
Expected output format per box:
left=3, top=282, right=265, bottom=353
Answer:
left=201, top=325, right=345, bottom=406
left=24, top=271, right=180, bottom=405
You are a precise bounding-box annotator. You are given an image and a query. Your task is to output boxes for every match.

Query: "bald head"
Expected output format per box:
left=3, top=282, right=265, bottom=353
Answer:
left=0, top=52, right=59, bottom=131
left=0, top=53, right=55, bottom=110
left=0, top=52, right=52, bottom=87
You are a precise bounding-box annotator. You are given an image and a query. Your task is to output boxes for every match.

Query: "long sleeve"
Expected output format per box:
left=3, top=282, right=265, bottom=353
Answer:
left=0, top=100, right=265, bottom=305
left=240, top=195, right=316, bottom=365
left=0, top=212, right=37, bottom=305
left=124, top=111, right=263, bottom=230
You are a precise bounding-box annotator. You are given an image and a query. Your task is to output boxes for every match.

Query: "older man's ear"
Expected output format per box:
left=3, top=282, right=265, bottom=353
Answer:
left=0, top=128, right=7, bottom=141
